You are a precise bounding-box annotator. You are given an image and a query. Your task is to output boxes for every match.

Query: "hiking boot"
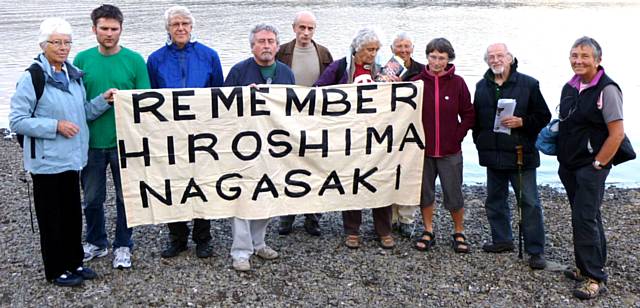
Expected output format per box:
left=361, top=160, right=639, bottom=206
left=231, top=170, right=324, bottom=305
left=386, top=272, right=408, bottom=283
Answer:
left=195, top=242, right=213, bottom=258
left=482, top=242, right=515, bottom=253
left=52, top=271, right=83, bottom=287
left=232, top=258, right=250, bottom=271
left=74, top=266, right=97, bottom=280
left=528, top=254, right=547, bottom=270
left=113, top=247, right=132, bottom=269
left=255, top=246, right=279, bottom=260
left=278, top=221, right=293, bottom=235
left=83, top=243, right=108, bottom=262
left=304, top=219, right=321, bottom=236
left=161, top=242, right=187, bottom=258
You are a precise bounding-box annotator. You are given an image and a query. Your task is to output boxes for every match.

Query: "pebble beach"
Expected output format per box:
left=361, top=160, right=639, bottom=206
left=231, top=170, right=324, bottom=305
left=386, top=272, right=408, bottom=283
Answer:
left=0, top=133, right=639, bottom=307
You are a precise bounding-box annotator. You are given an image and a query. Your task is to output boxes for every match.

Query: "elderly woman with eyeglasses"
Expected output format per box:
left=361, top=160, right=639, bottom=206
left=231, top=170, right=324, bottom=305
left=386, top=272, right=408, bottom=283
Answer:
left=147, top=5, right=224, bottom=259
left=9, top=18, right=115, bottom=287
left=314, top=27, right=396, bottom=249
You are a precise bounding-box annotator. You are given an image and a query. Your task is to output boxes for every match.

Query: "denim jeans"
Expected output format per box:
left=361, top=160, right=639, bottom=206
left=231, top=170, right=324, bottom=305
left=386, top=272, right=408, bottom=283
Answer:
left=82, top=148, right=132, bottom=249
left=558, top=164, right=609, bottom=283
left=485, top=168, right=545, bottom=255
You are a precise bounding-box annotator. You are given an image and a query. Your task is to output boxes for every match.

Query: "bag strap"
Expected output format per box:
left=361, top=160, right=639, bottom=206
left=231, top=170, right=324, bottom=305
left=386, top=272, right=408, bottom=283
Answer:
left=25, top=60, right=45, bottom=159
left=26, top=62, right=45, bottom=114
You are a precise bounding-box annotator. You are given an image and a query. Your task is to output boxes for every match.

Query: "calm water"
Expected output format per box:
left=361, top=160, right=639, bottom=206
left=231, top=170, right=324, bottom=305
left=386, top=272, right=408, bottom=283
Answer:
left=2, top=0, right=639, bottom=186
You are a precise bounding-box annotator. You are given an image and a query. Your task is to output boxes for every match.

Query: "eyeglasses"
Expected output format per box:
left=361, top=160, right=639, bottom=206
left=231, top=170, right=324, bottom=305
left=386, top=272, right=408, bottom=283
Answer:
left=47, top=40, right=73, bottom=48
left=488, top=54, right=506, bottom=61
left=169, top=22, right=192, bottom=29
left=428, top=54, right=448, bottom=62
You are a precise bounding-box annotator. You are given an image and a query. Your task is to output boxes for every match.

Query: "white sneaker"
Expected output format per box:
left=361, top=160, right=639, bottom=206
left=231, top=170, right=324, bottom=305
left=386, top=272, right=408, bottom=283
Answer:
left=232, top=258, right=250, bottom=271
left=113, top=247, right=132, bottom=269
left=83, top=243, right=108, bottom=262
left=255, top=246, right=279, bottom=260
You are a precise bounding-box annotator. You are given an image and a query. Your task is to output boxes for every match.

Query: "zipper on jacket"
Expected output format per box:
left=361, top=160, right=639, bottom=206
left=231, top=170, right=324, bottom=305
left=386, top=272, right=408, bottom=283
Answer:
left=434, top=75, right=440, bottom=156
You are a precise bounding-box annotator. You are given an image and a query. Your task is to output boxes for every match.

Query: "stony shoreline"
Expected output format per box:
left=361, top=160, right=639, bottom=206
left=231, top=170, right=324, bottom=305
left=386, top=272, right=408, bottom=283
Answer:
left=0, top=136, right=638, bottom=307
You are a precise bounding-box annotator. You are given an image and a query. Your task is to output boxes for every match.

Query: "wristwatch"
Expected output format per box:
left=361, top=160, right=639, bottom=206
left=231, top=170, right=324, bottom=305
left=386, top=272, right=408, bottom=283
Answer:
left=592, top=160, right=603, bottom=170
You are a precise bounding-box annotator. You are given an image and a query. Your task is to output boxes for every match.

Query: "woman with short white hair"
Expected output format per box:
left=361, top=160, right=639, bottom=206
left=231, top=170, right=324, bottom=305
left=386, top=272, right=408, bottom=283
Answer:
left=9, top=17, right=115, bottom=287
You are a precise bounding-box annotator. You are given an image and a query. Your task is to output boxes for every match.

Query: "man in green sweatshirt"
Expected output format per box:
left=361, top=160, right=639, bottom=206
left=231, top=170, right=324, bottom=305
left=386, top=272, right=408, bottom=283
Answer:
left=73, top=4, right=150, bottom=270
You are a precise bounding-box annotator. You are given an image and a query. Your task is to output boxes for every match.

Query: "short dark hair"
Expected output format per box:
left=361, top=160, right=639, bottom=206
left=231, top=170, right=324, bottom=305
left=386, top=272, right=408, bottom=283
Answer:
left=425, top=37, right=455, bottom=61
left=91, top=4, right=123, bottom=26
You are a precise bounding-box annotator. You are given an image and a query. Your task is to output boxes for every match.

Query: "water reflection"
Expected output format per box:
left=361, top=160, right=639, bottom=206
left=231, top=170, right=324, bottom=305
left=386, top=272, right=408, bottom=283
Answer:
left=1, top=0, right=638, bottom=186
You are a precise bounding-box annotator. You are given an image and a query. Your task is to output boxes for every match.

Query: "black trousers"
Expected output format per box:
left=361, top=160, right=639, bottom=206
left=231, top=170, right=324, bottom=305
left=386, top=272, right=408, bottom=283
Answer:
left=31, top=171, right=84, bottom=281
left=167, top=219, right=212, bottom=245
left=559, top=164, right=609, bottom=283
left=279, top=213, right=321, bottom=225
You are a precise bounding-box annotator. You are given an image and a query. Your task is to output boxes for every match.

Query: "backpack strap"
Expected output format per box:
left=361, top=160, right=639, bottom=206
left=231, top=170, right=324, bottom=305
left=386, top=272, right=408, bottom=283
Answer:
left=25, top=62, right=45, bottom=159
left=27, top=63, right=45, bottom=113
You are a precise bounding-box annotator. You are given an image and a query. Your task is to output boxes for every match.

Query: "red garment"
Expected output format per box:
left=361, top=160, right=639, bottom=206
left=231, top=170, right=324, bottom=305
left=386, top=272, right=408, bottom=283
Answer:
left=412, top=64, right=475, bottom=157
left=353, top=63, right=372, bottom=83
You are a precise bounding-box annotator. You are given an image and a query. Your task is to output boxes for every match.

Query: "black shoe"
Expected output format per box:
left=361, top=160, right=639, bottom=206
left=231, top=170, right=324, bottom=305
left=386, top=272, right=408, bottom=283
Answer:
left=279, top=221, right=293, bottom=235
left=161, top=242, right=187, bottom=258
left=398, top=223, right=414, bottom=238
left=482, top=242, right=515, bottom=253
left=52, top=271, right=83, bottom=287
left=564, top=268, right=586, bottom=282
left=528, top=254, right=547, bottom=270
left=195, top=242, right=213, bottom=258
left=74, top=266, right=97, bottom=280
left=304, top=219, right=321, bottom=236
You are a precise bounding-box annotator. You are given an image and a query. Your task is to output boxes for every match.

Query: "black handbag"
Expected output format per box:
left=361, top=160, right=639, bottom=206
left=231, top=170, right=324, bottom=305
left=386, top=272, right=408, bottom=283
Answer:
left=612, top=135, right=636, bottom=165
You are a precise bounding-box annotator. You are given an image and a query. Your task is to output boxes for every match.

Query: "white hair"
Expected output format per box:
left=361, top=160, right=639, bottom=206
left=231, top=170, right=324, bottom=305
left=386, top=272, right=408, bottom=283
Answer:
left=293, top=11, right=317, bottom=26
left=249, top=23, right=280, bottom=48
left=164, top=5, right=195, bottom=31
left=391, top=31, right=414, bottom=53
left=38, top=17, right=72, bottom=49
left=350, top=27, right=381, bottom=55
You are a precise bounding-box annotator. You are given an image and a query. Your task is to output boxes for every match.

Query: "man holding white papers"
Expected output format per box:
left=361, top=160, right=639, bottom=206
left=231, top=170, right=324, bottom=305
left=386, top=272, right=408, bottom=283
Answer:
left=472, top=43, right=551, bottom=270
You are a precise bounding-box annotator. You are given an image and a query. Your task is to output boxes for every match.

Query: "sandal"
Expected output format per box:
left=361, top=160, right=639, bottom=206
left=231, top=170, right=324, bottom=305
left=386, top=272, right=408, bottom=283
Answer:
left=379, top=235, right=395, bottom=249
left=414, top=231, right=436, bottom=251
left=564, top=268, right=585, bottom=282
left=451, top=233, right=470, bottom=253
left=573, top=278, right=606, bottom=300
left=345, top=235, right=360, bottom=249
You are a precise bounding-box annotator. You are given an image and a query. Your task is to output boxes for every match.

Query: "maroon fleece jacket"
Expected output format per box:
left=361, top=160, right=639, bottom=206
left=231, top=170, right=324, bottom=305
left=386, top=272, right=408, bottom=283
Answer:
left=412, top=64, right=475, bottom=157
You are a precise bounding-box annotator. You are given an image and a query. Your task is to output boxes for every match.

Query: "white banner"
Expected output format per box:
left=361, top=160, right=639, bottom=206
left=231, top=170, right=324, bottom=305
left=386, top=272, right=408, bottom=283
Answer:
left=114, top=81, right=425, bottom=227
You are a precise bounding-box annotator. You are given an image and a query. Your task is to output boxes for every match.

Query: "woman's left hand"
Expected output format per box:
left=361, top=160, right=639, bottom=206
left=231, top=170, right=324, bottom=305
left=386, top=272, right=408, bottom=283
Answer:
left=102, top=88, right=118, bottom=105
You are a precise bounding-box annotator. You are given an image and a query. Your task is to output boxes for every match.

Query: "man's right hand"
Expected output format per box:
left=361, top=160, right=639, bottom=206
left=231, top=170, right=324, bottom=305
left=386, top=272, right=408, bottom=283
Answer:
left=57, top=120, right=80, bottom=138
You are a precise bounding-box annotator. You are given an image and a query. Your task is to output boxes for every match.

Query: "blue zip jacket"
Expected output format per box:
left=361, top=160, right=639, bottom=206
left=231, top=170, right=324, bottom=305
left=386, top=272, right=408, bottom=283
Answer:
left=147, top=41, right=224, bottom=89
left=9, top=54, right=111, bottom=174
left=224, top=58, right=295, bottom=86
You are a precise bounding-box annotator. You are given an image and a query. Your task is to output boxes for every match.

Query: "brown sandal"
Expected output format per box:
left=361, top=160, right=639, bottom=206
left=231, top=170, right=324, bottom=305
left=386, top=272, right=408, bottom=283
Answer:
left=573, top=278, right=606, bottom=300
left=345, top=235, right=360, bottom=249
left=379, top=235, right=395, bottom=249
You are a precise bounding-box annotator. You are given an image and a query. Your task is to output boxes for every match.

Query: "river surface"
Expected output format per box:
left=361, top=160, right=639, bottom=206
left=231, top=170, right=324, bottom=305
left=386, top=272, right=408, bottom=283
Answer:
left=1, top=0, right=639, bottom=186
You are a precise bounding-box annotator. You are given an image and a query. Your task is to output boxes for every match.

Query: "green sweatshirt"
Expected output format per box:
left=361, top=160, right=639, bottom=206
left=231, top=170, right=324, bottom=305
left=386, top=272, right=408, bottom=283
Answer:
left=73, top=46, right=150, bottom=149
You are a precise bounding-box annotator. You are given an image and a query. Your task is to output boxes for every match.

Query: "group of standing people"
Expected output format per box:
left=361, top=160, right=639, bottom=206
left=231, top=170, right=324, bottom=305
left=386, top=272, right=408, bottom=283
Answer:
left=9, top=4, right=625, bottom=300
